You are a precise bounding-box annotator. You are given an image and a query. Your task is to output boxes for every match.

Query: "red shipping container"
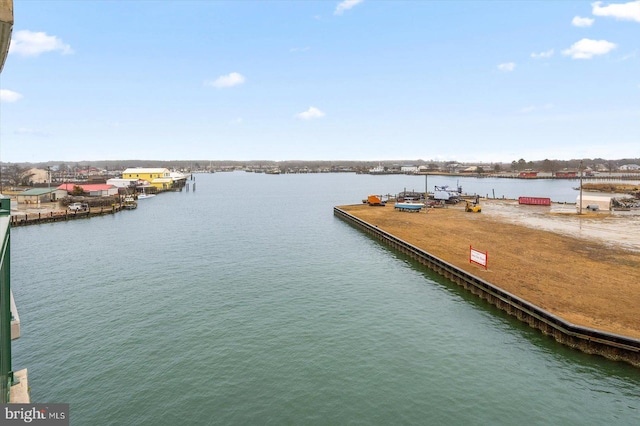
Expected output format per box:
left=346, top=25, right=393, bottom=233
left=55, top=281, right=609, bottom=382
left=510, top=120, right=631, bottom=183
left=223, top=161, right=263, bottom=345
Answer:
left=518, top=197, right=551, bottom=206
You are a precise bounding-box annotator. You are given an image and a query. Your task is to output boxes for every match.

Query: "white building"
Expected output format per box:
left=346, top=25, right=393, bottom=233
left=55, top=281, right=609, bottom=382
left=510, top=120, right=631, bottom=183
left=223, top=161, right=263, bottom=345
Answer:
left=401, top=165, right=418, bottom=174
left=106, top=178, right=138, bottom=189
left=576, top=194, right=612, bottom=212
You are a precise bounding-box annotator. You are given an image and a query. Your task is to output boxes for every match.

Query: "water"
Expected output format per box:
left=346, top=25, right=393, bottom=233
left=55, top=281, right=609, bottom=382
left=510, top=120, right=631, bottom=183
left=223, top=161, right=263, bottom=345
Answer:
left=10, top=173, right=640, bottom=425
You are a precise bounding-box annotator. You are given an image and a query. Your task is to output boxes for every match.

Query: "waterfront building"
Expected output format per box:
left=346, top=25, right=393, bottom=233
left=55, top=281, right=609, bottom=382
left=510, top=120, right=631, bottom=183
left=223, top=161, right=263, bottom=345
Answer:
left=122, top=168, right=175, bottom=190
left=16, top=188, right=67, bottom=204
left=106, top=178, right=138, bottom=189
left=57, top=183, right=119, bottom=197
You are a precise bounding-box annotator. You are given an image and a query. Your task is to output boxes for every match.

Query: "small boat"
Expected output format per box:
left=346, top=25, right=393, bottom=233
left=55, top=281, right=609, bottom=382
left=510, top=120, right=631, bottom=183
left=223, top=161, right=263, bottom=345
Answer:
left=394, top=202, right=423, bottom=212
left=138, top=189, right=156, bottom=199
left=123, top=196, right=137, bottom=210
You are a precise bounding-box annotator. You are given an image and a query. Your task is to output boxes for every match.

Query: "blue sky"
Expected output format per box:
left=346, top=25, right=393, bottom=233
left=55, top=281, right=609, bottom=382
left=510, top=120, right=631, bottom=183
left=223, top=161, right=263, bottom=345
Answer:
left=0, top=0, right=638, bottom=163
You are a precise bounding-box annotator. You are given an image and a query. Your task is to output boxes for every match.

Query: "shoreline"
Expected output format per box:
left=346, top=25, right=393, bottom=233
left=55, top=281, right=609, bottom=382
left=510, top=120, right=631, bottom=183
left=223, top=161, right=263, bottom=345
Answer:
left=335, top=200, right=640, bottom=365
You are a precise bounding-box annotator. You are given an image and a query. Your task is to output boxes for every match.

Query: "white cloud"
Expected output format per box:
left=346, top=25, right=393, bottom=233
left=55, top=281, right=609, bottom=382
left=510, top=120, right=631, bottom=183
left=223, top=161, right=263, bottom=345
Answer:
left=572, top=16, right=595, bottom=27
left=9, top=30, right=73, bottom=57
left=531, top=49, right=554, bottom=59
left=205, top=72, right=246, bottom=88
left=335, top=0, right=364, bottom=15
left=592, top=1, right=640, bottom=22
left=295, top=106, right=326, bottom=120
left=562, top=38, right=617, bottom=59
left=520, top=106, right=536, bottom=113
left=230, top=117, right=243, bottom=125
left=290, top=46, right=311, bottom=53
left=0, top=89, right=23, bottom=103
left=497, top=62, right=515, bottom=72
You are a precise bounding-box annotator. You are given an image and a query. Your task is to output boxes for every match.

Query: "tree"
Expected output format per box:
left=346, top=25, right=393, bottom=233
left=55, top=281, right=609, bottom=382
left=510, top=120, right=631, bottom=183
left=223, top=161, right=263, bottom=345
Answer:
left=493, top=163, right=502, bottom=173
left=476, top=166, right=485, bottom=174
left=72, top=185, right=84, bottom=196
left=517, top=158, right=527, bottom=171
left=3, top=164, right=35, bottom=186
left=541, top=159, right=558, bottom=173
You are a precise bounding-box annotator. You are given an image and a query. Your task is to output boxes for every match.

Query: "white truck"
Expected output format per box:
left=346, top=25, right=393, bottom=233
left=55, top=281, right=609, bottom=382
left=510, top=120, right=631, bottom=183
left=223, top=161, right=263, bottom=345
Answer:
left=68, top=202, right=88, bottom=211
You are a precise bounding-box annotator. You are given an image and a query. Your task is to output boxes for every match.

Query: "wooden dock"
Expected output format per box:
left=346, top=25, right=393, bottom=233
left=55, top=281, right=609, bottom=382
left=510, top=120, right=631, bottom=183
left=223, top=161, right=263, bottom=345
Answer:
left=10, top=205, right=124, bottom=227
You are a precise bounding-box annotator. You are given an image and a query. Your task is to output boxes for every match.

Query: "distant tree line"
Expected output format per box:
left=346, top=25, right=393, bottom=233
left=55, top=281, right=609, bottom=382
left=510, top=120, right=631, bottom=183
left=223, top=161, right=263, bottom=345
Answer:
left=508, top=158, right=636, bottom=172
left=1, top=157, right=638, bottom=181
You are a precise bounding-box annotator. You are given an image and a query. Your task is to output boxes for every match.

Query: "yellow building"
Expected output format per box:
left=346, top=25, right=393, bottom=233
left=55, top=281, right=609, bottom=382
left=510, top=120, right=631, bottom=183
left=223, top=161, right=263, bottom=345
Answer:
left=122, top=168, right=174, bottom=190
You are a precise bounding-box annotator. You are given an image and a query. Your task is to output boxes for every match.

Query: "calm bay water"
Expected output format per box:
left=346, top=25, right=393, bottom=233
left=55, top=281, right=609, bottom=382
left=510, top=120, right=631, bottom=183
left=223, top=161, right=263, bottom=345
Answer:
left=10, top=172, right=640, bottom=425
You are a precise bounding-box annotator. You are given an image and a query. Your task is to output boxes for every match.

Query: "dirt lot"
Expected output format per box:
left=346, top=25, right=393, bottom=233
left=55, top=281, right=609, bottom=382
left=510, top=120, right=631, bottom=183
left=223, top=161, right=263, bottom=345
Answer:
left=339, top=200, right=640, bottom=339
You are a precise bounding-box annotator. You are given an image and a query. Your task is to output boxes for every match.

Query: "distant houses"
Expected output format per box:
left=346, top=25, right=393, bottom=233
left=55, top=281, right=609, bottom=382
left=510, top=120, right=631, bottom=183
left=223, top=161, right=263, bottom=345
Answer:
left=11, top=166, right=190, bottom=205
left=554, top=171, right=578, bottom=178
left=15, top=184, right=118, bottom=205
left=619, top=164, right=640, bottom=171
left=519, top=171, right=538, bottom=178
left=400, top=165, right=419, bottom=174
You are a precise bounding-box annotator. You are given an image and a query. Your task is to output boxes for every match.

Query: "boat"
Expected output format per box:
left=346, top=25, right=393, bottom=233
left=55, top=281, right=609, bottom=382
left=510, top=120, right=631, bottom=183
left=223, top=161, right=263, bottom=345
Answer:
left=369, top=164, right=386, bottom=174
left=138, top=188, right=156, bottom=199
left=123, top=196, right=137, bottom=210
left=394, top=202, right=423, bottom=212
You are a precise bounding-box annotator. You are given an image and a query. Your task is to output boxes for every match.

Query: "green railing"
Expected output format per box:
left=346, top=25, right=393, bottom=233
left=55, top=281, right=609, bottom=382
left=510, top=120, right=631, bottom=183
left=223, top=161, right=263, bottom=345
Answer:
left=0, top=197, right=12, bottom=403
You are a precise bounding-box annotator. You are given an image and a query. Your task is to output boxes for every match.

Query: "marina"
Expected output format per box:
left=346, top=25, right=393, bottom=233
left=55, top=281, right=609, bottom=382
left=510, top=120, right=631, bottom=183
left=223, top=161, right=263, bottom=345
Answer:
left=9, top=172, right=640, bottom=424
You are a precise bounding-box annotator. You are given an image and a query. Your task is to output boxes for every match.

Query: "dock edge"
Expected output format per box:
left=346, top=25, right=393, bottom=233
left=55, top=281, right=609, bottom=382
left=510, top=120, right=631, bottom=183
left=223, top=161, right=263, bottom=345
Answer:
left=334, top=206, right=640, bottom=367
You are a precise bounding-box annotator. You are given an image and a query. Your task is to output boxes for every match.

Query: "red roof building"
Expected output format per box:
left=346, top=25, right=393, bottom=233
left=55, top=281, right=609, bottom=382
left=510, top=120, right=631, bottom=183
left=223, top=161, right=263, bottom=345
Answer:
left=57, top=183, right=118, bottom=196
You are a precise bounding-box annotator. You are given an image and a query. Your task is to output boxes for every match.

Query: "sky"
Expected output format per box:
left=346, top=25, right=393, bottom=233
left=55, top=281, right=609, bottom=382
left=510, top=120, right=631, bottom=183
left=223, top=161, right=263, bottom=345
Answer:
left=0, top=0, right=638, bottom=164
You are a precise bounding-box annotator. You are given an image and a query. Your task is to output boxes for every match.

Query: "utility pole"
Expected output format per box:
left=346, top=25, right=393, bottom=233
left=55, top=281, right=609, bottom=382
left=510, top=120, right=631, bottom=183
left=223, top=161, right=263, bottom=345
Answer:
left=424, top=174, right=428, bottom=201
left=579, top=160, right=583, bottom=215
left=47, top=166, right=52, bottom=201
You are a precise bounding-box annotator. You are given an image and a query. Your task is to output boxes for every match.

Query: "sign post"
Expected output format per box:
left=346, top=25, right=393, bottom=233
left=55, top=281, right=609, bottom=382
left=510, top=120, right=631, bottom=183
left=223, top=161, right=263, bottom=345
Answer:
left=470, top=245, right=488, bottom=270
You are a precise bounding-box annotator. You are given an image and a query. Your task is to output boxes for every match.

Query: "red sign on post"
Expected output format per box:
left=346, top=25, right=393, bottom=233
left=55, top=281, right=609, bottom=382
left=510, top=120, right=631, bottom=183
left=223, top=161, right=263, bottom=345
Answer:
left=470, top=245, right=488, bottom=270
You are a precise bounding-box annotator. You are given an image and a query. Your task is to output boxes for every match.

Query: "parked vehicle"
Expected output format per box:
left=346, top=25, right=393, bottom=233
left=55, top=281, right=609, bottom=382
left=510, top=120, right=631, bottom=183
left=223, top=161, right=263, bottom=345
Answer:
left=68, top=202, right=88, bottom=211
left=465, top=200, right=481, bottom=213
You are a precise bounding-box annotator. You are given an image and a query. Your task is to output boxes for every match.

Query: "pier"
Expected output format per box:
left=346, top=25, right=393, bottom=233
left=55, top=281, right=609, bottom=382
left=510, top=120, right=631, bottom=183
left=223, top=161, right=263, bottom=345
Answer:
left=334, top=205, right=640, bottom=366
left=10, top=204, right=124, bottom=227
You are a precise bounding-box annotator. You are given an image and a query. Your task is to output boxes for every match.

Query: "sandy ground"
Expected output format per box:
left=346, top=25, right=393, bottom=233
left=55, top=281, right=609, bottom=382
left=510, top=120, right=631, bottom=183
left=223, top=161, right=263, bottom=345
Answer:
left=339, top=200, right=640, bottom=339
left=9, top=201, right=63, bottom=216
